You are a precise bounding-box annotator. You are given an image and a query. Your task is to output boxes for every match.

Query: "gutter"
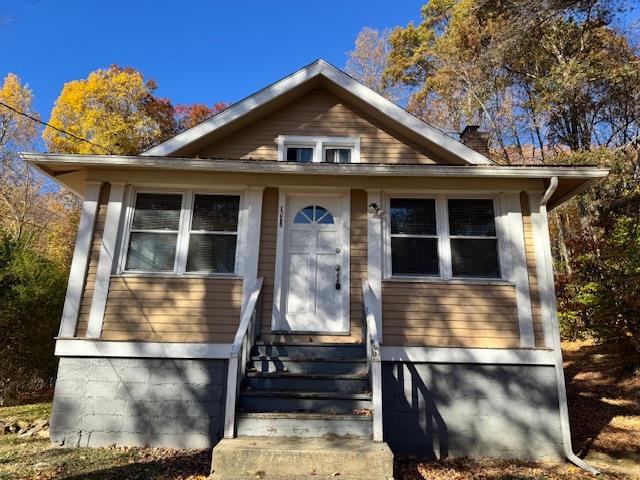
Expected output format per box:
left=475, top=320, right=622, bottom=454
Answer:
left=541, top=176, right=599, bottom=475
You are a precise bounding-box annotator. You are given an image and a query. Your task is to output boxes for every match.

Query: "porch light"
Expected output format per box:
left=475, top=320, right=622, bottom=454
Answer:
left=368, top=203, right=383, bottom=217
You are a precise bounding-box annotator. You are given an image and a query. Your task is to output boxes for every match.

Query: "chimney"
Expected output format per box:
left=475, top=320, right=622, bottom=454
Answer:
left=460, top=125, right=490, bottom=158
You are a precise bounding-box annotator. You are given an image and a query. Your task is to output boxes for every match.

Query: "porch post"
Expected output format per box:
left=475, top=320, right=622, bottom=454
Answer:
left=501, top=193, right=535, bottom=348
left=238, top=187, right=264, bottom=314
left=528, top=192, right=554, bottom=348
left=87, top=182, right=126, bottom=339
left=58, top=181, right=102, bottom=338
left=366, top=189, right=383, bottom=342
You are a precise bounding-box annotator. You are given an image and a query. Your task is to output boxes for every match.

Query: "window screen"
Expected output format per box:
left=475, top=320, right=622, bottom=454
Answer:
left=125, top=193, right=182, bottom=271
left=186, top=194, right=239, bottom=273
left=448, top=199, right=500, bottom=278
left=390, top=198, right=439, bottom=276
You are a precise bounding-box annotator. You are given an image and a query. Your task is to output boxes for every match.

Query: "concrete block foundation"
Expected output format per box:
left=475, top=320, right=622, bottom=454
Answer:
left=382, top=362, right=564, bottom=460
left=50, top=357, right=227, bottom=448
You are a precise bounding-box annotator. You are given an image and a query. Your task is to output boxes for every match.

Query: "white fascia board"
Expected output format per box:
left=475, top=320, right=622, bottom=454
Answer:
left=55, top=339, right=232, bottom=359
left=139, top=59, right=492, bottom=165
left=381, top=346, right=555, bottom=365
left=20, top=153, right=610, bottom=180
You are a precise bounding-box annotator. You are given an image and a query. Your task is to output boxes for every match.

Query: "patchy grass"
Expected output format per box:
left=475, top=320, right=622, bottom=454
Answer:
left=0, top=436, right=210, bottom=480
left=0, top=340, right=638, bottom=479
left=0, top=402, right=51, bottom=424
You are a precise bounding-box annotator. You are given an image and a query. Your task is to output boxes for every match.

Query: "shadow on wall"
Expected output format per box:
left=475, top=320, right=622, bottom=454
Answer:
left=382, top=362, right=565, bottom=460
left=383, top=363, right=448, bottom=459
left=50, top=356, right=228, bottom=449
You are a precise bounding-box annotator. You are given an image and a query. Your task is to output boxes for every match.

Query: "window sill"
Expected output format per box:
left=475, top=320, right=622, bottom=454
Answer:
left=112, top=273, right=244, bottom=280
left=383, top=276, right=514, bottom=286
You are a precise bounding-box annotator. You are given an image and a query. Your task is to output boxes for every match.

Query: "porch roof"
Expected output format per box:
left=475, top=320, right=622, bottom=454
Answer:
left=20, top=153, right=609, bottom=209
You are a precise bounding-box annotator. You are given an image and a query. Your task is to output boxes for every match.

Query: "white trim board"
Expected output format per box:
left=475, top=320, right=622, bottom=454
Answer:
left=58, top=181, right=102, bottom=337
left=139, top=60, right=492, bottom=165
left=381, top=346, right=555, bottom=365
left=55, top=339, right=232, bottom=359
left=86, top=182, right=126, bottom=338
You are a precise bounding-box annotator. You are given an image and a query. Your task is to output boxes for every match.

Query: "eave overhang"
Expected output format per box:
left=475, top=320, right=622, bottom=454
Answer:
left=21, top=153, right=609, bottom=209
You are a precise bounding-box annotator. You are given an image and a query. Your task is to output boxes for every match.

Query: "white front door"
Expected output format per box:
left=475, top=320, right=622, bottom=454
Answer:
left=274, top=193, right=349, bottom=333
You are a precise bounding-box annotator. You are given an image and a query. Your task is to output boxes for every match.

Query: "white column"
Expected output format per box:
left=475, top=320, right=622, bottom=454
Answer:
left=367, top=190, right=383, bottom=340
left=58, top=181, right=103, bottom=338
left=501, top=193, right=535, bottom=348
left=529, top=192, right=555, bottom=349
left=238, top=187, right=264, bottom=313
left=86, top=182, right=126, bottom=338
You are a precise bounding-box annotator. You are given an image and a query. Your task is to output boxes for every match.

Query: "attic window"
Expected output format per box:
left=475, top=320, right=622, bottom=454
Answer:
left=277, top=135, right=360, bottom=163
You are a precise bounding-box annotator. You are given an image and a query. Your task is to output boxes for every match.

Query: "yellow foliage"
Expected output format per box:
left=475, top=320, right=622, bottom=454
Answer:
left=0, top=73, right=39, bottom=150
left=43, top=66, right=175, bottom=155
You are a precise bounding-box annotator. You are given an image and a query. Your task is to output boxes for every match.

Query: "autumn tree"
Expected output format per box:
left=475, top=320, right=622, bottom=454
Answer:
left=383, top=0, right=640, bottom=163
left=345, top=28, right=402, bottom=102
left=43, top=65, right=176, bottom=155
left=0, top=73, right=75, bottom=400
left=175, top=102, right=228, bottom=131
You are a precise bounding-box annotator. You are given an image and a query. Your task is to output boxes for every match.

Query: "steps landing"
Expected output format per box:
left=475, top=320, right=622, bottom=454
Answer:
left=210, top=436, right=394, bottom=479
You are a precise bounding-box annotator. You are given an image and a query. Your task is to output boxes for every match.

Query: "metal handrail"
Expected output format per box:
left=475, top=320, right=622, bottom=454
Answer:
left=361, top=280, right=383, bottom=441
left=224, top=277, right=264, bottom=438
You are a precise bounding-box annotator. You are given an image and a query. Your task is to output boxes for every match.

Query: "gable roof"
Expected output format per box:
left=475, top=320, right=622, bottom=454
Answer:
left=142, top=59, right=493, bottom=165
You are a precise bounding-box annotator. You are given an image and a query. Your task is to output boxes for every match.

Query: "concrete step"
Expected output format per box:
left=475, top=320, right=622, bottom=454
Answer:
left=238, top=390, right=372, bottom=414
left=236, top=412, right=373, bottom=439
left=245, top=372, right=369, bottom=393
left=253, top=342, right=366, bottom=359
left=249, top=357, right=367, bottom=374
left=210, top=436, right=394, bottom=479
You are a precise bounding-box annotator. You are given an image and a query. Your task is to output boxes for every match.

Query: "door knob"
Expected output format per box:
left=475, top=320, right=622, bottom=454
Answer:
left=335, top=248, right=341, bottom=253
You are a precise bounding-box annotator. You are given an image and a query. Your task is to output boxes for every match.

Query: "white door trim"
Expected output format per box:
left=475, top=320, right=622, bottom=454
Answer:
left=272, top=187, right=351, bottom=334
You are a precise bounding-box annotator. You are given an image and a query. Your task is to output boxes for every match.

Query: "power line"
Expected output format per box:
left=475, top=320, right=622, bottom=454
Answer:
left=0, top=101, right=113, bottom=154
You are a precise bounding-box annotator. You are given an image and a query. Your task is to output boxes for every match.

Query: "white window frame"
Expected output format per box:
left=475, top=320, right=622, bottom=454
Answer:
left=388, top=196, right=441, bottom=277
left=383, top=193, right=508, bottom=282
left=116, top=187, right=244, bottom=277
left=276, top=135, right=361, bottom=163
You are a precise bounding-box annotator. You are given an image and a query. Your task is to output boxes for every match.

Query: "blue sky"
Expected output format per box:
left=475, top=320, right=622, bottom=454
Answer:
left=2, top=1, right=424, bottom=120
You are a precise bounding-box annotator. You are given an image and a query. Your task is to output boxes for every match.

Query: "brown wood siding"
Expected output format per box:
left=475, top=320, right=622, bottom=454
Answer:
left=521, top=193, right=546, bottom=347
left=258, top=187, right=279, bottom=333
left=85, top=277, right=243, bottom=342
left=382, top=282, right=521, bottom=348
left=196, top=89, right=443, bottom=164
left=75, top=183, right=110, bottom=337
left=349, top=190, right=366, bottom=341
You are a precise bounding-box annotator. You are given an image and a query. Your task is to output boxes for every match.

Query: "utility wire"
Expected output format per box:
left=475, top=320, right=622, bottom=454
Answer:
left=0, top=101, right=114, bottom=154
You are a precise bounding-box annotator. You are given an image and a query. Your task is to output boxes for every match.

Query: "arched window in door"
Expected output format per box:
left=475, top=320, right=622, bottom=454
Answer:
left=293, top=205, right=334, bottom=224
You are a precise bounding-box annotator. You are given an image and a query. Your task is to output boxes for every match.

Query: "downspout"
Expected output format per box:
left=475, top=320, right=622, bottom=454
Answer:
left=540, top=177, right=600, bottom=475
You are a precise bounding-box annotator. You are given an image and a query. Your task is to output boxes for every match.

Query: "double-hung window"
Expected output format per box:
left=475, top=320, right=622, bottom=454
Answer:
left=388, top=196, right=501, bottom=279
left=448, top=199, right=500, bottom=278
left=389, top=198, right=439, bottom=276
left=278, top=136, right=360, bottom=163
left=122, top=190, right=240, bottom=275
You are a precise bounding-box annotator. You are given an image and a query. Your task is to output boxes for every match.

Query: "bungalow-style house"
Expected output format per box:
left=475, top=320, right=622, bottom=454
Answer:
left=24, top=60, right=607, bottom=478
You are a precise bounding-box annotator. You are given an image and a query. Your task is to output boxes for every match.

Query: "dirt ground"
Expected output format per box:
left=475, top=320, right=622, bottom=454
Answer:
left=0, top=340, right=638, bottom=479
